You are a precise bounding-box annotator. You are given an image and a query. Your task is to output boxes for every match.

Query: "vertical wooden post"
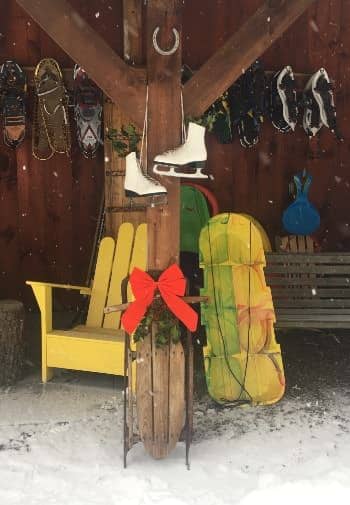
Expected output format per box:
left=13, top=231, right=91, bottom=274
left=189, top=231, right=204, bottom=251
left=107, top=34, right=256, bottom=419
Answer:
left=146, top=0, right=182, bottom=270
left=104, top=0, right=146, bottom=237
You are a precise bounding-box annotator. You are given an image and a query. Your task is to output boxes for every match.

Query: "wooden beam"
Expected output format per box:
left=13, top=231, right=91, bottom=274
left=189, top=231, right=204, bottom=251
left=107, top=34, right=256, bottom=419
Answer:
left=184, top=0, right=316, bottom=118
left=104, top=0, right=146, bottom=236
left=146, top=1, right=182, bottom=271
left=16, top=0, right=146, bottom=127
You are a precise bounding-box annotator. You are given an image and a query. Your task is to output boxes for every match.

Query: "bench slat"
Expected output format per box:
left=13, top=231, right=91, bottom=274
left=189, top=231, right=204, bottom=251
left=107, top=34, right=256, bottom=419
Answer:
left=265, top=276, right=350, bottom=286
left=266, top=253, right=350, bottom=263
left=265, top=265, right=350, bottom=274
left=275, top=320, right=350, bottom=329
left=275, top=309, right=350, bottom=316
left=265, top=253, right=350, bottom=329
left=274, top=299, right=350, bottom=308
left=271, top=288, right=350, bottom=298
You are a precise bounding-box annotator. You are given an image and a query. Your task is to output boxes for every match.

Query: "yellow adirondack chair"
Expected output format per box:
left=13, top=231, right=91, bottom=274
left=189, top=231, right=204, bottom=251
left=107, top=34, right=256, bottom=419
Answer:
left=27, top=223, right=147, bottom=383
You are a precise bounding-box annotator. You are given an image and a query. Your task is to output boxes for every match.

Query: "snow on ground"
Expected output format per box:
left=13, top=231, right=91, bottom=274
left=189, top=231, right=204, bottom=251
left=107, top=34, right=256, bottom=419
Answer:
left=1, top=332, right=350, bottom=504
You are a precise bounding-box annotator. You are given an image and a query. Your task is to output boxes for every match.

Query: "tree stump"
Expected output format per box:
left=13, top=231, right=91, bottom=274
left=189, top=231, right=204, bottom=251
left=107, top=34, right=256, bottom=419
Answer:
left=0, top=300, right=25, bottom=386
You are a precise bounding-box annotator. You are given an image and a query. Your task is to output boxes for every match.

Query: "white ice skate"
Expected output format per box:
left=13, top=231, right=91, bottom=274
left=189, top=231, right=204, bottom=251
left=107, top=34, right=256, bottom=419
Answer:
left=153, top=122, right=208, bottom=179
left=124, top=151, right=167, bottom=199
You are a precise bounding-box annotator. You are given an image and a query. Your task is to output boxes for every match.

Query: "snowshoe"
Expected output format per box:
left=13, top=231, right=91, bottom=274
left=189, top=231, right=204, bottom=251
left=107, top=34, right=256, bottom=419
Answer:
left=269, top=66, right=298, bottom=133
left=311, top=68, right=343, bottom=141
left=228, top=60, right=265, bottom=148
left=73, top=65, right=103, bottom=158
left=0, top=60, right=27, bottom=148
left=32, top=58, right=71, bottom=160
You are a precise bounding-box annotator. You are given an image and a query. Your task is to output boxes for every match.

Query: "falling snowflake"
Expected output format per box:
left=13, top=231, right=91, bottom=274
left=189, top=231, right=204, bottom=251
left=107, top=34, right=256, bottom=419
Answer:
left=309, top=20, right=319, bottom=32
left=95, top=12, right=100, bottom=18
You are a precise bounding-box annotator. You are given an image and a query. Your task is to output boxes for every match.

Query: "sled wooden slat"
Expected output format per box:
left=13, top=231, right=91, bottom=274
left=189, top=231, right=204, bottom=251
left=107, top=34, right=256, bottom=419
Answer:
left=136, top=336, right=154, bottom=450
left=136, top=330, right=185, bottom=460
left=265, top=253, right=350, bottom=329
left=151, top=330, right=170, bottom=458
left=169, top=341, right=185, bottom=452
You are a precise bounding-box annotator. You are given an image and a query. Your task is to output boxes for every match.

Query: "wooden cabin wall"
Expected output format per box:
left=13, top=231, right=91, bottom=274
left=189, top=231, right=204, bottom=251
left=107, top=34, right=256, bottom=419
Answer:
left=183, top=0, right=350, bottom=252
left=0, top=0, right=349, bottom=305
left=0, top=0, right=122, bottom=305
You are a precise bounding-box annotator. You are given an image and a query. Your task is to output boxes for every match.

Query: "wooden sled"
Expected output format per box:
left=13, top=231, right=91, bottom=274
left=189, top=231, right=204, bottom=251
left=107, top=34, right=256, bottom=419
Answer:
left=106, top=294, right=206, bottom=467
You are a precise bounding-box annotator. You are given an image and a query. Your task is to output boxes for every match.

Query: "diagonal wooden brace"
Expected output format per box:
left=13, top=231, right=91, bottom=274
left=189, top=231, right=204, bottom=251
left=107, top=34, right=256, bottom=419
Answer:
left=16, top=0, right=146, bottom=127
left=184, top=0, right=317, bottom=118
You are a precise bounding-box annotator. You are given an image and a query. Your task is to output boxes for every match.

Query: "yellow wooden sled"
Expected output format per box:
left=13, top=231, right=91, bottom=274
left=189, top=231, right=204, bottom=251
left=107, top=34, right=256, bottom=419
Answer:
left=27, top=223, right=147, bottom=383
left=200, top=214, right=285, bottom=405
left=240, top=213, right=272, bottom=252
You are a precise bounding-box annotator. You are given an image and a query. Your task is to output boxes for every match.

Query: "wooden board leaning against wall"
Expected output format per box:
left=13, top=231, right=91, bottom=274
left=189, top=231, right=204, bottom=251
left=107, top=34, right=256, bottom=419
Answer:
left=104, top=0, right=146, bottom=237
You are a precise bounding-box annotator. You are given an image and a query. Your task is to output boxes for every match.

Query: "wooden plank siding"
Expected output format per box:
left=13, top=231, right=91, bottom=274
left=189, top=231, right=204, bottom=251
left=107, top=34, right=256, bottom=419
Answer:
left=1, top=0, right=350, bottom=306
left=0, top=0, right=119, bottom=305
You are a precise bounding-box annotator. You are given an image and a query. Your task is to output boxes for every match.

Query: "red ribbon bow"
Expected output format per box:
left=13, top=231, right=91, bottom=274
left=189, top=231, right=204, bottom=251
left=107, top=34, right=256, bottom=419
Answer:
left=121, top=264, right=198, bottom=335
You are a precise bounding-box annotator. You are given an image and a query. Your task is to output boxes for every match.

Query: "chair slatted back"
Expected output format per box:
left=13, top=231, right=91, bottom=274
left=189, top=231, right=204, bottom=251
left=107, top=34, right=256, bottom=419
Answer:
left=87, top=223, right=147, bottom=330
left=86, top=237, right=116, bottom=327
left=104, top=223, right=135, bottom=329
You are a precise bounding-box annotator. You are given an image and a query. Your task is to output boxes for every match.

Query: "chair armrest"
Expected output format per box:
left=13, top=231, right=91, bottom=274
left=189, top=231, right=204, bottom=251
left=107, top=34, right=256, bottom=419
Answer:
left=26, top=281, right=91, bottom=295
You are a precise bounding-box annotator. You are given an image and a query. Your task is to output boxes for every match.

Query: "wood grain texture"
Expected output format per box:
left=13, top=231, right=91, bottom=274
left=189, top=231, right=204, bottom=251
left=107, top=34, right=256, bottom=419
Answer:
left=104, top=0, right=147, bottom=236
left=146, top=0, right=182, bottom=270
left=266, top=252, right=350, bottom=327
left=136, top=335, right=154, bottom=450
left=136, top=327, right=185, bottom=459
left=2, top=0, right=350, bottom=304
left=184, top=0, right=317, bottom=117
left=15, top=0, right=146, bottom=127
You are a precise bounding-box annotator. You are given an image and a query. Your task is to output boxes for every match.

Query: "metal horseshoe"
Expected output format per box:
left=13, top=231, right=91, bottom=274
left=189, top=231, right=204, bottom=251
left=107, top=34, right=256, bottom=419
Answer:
left=152, top=26, right=180, bottom=56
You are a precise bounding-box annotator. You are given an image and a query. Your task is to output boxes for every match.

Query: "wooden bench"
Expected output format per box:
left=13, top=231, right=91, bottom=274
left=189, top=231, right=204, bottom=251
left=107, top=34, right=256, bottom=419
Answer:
left=265, top=253, right=350, bottom=329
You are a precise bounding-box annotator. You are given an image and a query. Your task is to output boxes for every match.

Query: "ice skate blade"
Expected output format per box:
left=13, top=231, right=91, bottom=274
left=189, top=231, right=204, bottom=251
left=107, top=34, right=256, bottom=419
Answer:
left=153, top=163, right=208, bottom=179
left=125, top=189, right=167, bottom=198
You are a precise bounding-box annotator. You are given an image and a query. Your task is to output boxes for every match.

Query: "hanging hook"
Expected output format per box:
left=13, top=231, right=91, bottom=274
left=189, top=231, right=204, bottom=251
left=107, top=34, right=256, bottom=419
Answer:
left=152, top=26, right=180, bottom=56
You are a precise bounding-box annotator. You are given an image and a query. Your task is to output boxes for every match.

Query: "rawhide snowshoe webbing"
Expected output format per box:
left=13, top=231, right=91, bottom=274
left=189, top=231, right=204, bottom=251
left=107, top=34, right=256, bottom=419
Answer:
left=0, top=60, right=27, bottom=148
left=32, top=58, right=71, bottom=160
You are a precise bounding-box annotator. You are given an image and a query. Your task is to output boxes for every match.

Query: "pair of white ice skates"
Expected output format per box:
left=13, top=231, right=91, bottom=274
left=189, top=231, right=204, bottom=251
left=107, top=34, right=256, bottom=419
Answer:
left=124, top=122, right=207, bottom=199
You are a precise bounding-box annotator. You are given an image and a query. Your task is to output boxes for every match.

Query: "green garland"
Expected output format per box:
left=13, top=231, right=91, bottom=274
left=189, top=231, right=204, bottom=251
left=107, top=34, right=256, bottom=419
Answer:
left=133, top=298, right=180, bottom=348
left=107, top=123, right=141, bottom=158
